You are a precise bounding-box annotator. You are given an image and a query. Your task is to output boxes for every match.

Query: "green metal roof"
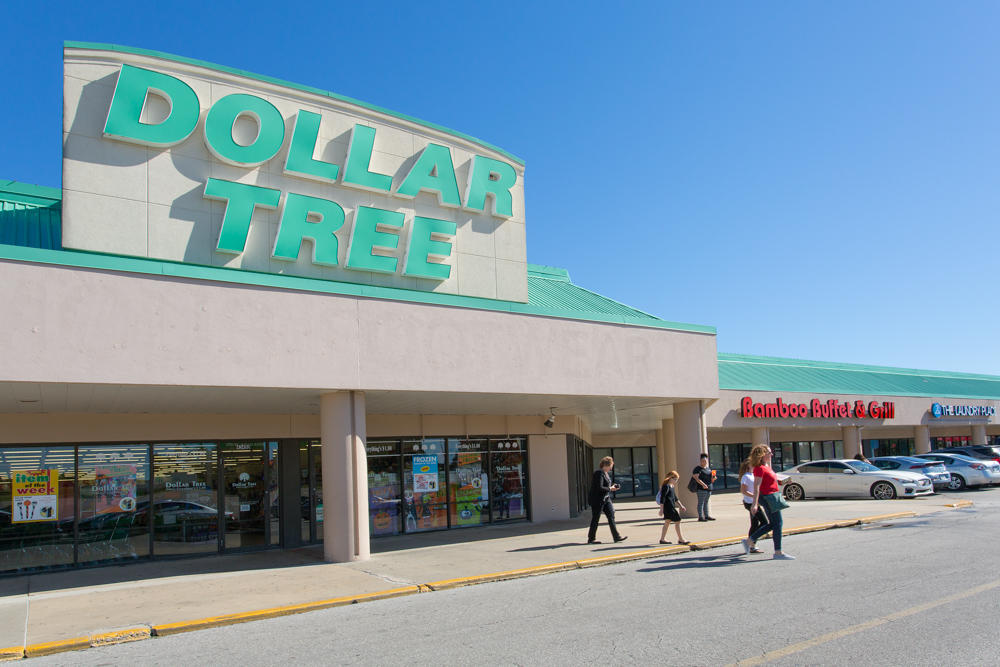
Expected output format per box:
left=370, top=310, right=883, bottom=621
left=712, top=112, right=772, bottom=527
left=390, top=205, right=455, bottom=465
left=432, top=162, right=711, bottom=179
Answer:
left=0, top=182, right=714, bottom=335
left=525, top=264, right=677, bottom=327
left=719, top=353, right=1000, bottom=400
left=0, top=181, right=61, bottom=250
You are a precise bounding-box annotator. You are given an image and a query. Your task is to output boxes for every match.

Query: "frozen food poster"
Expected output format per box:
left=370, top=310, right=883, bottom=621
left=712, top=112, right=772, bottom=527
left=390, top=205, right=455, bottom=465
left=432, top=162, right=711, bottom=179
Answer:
left=13, top=469, right=59, bottom=523
left=412, top=455, right=439, bottom=493
left=95, top=465, right=138, bottom=514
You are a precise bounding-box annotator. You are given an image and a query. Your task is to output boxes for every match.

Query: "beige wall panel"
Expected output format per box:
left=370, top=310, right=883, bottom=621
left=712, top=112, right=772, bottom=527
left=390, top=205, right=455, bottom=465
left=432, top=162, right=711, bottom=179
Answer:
left=367, top=414, right=421, bottom=437
left=0, top=260, right=717, bottom=403
left=0, top=413, right=319, bottom=444
left=505, top=416, right=549, bottom=435
left=527, top=434, right=569, bottom=522
left=707, top=428, right=752, bottom=444
left=420, top=414, right=464, bottom=436
left=465, top=414, right=508, bottom=435
left=768, top=429, right=844, bottom=442
left=591, top=431, right=656, bottom=447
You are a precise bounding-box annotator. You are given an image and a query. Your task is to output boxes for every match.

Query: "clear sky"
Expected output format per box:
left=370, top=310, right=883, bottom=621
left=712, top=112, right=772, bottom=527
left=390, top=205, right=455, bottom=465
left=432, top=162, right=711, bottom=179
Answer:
left=3, top=1, right=998, bottom=374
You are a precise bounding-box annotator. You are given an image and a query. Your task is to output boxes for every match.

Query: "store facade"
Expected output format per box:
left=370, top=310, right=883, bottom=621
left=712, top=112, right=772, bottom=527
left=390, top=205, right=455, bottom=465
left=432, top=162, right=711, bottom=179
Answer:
left=3, top=43, right=1000, bottom=578
left=703, top=354, right=1000, bottom=490
left=0, top=43, right=720, bottom=574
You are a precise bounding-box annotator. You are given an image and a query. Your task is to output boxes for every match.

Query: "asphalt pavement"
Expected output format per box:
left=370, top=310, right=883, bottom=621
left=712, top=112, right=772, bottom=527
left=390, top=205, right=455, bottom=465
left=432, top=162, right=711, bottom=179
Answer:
left=29, top=496, right=1000, bottom=665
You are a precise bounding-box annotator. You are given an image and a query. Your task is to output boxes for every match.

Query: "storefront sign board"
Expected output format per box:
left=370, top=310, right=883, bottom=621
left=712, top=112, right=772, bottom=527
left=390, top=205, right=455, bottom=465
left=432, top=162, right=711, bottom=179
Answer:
left=61, top=44, right=528, bottom=302
left=13, top=470, right=59, bottom=523
left=412, top=455, right=439, bottom=492
left=95, top=464, right=138, bottom=514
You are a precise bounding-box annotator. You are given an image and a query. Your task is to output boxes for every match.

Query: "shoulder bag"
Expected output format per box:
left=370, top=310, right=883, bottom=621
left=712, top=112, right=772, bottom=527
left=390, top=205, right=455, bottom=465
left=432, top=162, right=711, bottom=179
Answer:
left=760, top=491, right=790, bottom=513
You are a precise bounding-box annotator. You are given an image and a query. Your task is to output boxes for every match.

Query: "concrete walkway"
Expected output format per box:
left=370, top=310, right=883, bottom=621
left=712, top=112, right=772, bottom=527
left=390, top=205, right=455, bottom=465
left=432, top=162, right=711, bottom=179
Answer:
left=0, top=487, right=986, bottom=658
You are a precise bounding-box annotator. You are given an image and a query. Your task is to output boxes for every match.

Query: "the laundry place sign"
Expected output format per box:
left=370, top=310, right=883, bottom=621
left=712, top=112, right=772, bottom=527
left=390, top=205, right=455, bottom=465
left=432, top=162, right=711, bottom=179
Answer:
left=930, top=403, right=995, bottom=419
left=61, top=45, right=529, bottom=301
left=741, top=397, right=896, bottom=420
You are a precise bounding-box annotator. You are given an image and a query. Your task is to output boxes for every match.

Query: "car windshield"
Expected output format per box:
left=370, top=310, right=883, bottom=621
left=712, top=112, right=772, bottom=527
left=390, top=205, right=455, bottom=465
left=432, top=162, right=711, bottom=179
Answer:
left=947, top=454, right=981, bottom=463
left=846, top=461, right=880, bottom=472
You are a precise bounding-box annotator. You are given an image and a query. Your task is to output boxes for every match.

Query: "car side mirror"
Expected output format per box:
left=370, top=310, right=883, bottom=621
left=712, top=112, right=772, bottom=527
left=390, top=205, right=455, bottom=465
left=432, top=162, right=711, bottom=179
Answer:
left=843, top=469, right=855, bottom=474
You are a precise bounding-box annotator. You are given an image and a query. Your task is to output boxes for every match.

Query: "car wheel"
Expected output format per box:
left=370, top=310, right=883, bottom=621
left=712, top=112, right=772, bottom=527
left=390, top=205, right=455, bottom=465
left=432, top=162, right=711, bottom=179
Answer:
left=784, top=483, right=804, bottom=501
left=871, top=481, right=897, bottom=500
left=947, top=475, right=966, bottom=491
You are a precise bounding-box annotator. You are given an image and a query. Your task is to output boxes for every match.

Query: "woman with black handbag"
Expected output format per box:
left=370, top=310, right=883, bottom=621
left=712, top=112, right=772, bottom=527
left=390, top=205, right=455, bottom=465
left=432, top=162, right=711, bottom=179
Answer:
left=741, top=444, right=795, bottom=560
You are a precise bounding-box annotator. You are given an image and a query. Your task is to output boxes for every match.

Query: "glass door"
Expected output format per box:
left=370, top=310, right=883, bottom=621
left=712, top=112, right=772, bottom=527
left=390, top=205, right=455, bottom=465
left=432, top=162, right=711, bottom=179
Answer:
left=221, top=442, right=270, bottom=550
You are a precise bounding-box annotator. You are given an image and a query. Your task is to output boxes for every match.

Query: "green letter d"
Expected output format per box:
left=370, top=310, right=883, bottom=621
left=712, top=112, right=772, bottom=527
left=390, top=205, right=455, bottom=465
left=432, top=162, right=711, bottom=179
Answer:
left=104, top=64, right=201, bottom=147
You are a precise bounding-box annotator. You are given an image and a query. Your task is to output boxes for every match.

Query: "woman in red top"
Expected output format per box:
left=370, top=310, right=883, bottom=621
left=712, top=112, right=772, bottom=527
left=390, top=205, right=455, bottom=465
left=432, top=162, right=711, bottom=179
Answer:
left=741, top=444, right=795, bottom=560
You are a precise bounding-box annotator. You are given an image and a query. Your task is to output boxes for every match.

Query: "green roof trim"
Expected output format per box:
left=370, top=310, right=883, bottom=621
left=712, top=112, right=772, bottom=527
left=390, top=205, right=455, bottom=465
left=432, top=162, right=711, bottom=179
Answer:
left=64, top=41, right=525, bottom=167
left=719, top=353, right=1000, bottom=400
left=0, top=244, right=716, bottom=334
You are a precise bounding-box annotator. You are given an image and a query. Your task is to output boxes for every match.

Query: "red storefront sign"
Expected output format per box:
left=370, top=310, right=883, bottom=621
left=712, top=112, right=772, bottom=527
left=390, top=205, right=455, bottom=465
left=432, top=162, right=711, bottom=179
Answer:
left=740, top=396, right=895, bottom=420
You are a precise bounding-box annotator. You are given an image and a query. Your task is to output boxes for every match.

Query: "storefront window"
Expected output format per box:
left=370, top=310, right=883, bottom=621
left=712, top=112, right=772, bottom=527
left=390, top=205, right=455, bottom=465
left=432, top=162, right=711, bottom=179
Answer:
left=632, top=448, right=653, bottom=496
left=611, top=448, right=633, bottom=497
left=490, top=438, right=527, bottom=521
left=403, top=439, right=447, bottom=532
left=78, top=444, right=150, bottom=564
left=367, top=440, right=402, bottom=536
left=448, top=439, right=489, bottom=528
left=0, top=446, right=76, bottom=572
left=932, top=436, right=968, bottom=450
left=152, top=443, right=218, bottom=556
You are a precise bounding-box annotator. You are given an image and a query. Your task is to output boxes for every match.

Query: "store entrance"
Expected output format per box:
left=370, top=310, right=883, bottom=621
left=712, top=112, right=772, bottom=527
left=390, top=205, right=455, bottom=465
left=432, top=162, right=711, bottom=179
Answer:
left=221, top=442, right=277, bottom=551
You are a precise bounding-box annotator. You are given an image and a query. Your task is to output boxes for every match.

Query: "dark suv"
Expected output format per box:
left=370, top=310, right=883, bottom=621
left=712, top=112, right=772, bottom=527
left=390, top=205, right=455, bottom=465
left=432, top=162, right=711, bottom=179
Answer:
left=933, top=446, right=1000, bottom=464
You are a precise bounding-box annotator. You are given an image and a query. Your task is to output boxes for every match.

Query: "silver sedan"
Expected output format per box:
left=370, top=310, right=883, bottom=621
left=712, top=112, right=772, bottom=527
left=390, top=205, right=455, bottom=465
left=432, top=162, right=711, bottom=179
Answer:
left=781, top=459, right=933, bottom=501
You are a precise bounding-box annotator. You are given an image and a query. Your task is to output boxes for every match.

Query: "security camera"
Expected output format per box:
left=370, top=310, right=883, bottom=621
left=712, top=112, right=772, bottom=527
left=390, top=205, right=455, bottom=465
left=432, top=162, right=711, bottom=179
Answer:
left=543, top=410, right=556, bottom=428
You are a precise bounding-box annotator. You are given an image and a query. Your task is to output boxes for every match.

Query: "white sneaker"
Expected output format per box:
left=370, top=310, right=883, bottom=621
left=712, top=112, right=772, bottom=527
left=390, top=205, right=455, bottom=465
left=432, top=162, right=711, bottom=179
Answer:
left=773, top=552, right=796, bottom=560
left=740, top=539, right=750, bottom=555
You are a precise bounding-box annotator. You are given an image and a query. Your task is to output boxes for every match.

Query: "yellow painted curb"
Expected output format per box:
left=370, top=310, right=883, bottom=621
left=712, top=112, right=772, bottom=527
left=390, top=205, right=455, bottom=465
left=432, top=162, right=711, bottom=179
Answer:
left=90, top=627, right=151, bottom=647
left=23, top=636, right=91, bottom=658
left=0, top=647, right=24, bottom=662
left=152, top=585, right=421, bottom=637
left=858, top=511, right=917, bottom=524
left=424, top=562, right=579, bottom=590
left=945, top=500, right=974, bottom=509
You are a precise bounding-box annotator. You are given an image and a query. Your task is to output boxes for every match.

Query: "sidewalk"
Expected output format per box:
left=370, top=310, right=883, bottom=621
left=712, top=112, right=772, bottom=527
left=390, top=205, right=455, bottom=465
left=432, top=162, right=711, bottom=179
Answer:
left=0, top=488, right=984, bottom=658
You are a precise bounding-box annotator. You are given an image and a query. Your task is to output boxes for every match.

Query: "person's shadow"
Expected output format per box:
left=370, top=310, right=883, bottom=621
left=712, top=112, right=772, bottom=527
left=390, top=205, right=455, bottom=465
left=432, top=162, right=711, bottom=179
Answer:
left=636, top=553, right=748, bottom=572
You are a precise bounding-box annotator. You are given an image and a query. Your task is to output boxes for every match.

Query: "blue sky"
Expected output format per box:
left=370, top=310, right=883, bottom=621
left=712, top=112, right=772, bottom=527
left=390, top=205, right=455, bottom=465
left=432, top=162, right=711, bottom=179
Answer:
left=3, top=1, right=999, bottom=374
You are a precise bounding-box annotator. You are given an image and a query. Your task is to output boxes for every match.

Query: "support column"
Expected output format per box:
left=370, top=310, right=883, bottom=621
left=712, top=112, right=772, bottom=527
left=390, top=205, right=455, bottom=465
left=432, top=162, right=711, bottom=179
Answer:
left=673, top=402, right=706, bottom=519
left=654, top=429, right=667, bottom=484
left=972, top=424, right=988, bottom=446
left=321, top=391, right=369, bottom=562
left=751, top=427, right=770, bottom=449
left=914, top=425, right=931, bottom=454
left=842, top=426, right=861, bottom=459
left=660, top=419, right=678, bottom=474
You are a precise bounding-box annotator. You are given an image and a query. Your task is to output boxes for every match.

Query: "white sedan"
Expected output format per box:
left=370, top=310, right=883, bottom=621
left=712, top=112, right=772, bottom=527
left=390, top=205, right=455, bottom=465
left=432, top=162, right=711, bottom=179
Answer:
left=781, top=459, right=933, bottom=500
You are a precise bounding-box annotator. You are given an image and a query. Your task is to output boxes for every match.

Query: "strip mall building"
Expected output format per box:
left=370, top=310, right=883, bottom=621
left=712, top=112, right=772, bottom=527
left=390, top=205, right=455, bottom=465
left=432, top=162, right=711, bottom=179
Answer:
left=1, top=43, right=997, bottom=575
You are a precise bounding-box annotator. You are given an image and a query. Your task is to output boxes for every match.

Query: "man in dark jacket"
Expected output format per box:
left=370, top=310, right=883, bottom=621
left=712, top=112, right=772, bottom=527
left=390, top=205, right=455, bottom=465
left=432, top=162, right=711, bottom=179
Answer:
left=587, top=456, right=627, bottom=544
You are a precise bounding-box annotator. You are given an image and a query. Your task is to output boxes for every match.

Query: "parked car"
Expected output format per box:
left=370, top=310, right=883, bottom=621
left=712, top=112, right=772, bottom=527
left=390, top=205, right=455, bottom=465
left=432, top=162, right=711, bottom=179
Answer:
left=914, top=453, right=1000, bottom=490
left=870, top=456, right=951, bottom=491
left=932, top=446, right=1000, bottom=465
left=781, top=459, right=933, bottom=500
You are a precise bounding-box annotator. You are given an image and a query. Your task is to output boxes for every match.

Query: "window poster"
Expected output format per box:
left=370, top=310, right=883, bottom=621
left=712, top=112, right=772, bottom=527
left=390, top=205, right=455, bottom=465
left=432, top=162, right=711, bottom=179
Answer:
left=412, top=455, right=439, bottom=493
left=95, top=465, right=138, bottom=514
left=13, top=469, right=59, bottom=523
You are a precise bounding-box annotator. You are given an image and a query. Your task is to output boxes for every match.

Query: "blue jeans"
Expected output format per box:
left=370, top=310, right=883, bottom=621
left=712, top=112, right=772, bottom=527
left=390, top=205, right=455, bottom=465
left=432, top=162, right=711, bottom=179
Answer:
left=748, top=494, right=783, bottom=551
left=696, top=489, right=711, bottom=519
